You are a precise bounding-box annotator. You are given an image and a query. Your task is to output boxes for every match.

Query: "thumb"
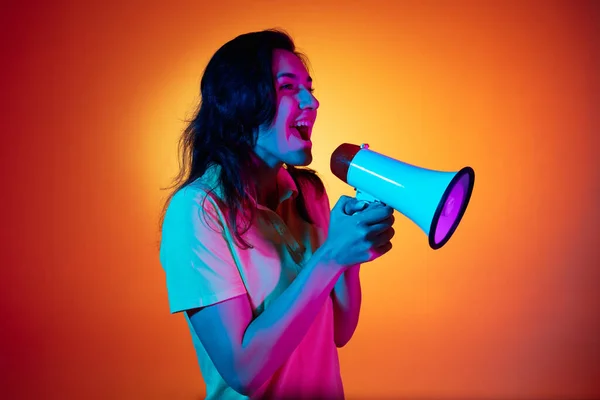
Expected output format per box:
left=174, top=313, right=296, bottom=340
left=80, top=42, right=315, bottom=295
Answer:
left=332, top=195, right=354, bottom=213
left=344, top=198, right=370, bottom=215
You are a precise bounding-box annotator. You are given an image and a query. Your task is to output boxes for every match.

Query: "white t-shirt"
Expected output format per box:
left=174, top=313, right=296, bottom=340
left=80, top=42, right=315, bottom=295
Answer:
left=160, top=165, right=344, bottom=399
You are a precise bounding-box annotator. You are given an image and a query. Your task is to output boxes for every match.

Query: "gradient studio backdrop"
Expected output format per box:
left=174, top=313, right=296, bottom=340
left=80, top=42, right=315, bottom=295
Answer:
left=2, top=1, right=599, bottom=399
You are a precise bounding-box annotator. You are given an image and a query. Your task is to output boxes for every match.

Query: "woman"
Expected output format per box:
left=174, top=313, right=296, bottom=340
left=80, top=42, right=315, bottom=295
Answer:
left=159, top=29, right=396, bottom=399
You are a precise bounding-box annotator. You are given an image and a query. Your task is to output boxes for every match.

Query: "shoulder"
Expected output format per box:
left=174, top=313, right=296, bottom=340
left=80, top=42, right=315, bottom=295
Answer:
left=166, top=164, right=226, bottom=218
left=162, top=181, right=226, bottom=239
left=166, top=184, right=211, bottom=218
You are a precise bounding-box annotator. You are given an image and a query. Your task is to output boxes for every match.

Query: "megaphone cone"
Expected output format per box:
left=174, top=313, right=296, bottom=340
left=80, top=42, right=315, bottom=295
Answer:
left=331, top=143, right=475, bottom=250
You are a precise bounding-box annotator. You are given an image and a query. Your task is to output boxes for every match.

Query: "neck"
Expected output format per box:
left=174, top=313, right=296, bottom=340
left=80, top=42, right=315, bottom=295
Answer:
left=251, top=154, right=283, bottom=210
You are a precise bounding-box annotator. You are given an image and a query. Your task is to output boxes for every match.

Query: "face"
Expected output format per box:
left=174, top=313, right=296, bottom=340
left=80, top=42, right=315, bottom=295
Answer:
left=254, top=49, right=320, bottom=168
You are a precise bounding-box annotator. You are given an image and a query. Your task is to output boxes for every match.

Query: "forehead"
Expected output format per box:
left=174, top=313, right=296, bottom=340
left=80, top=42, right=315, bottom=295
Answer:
left=272, top=49, right=309, bottom=77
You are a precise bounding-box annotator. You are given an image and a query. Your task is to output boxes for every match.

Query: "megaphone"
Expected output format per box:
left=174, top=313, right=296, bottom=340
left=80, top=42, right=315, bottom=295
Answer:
left=330, top=143, right=475, bottom=250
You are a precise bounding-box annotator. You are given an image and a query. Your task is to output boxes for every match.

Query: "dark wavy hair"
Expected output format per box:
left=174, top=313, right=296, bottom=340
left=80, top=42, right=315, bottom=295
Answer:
left=159, top=28, right=325, bottom=249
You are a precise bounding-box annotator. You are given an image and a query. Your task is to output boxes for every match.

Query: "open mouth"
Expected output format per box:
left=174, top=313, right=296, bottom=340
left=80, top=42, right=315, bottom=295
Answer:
left=291, top=125, right=310, bottom=141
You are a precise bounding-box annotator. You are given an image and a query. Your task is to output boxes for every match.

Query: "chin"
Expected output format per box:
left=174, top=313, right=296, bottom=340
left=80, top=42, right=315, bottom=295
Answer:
left=286, top=150, right=313, bottom=167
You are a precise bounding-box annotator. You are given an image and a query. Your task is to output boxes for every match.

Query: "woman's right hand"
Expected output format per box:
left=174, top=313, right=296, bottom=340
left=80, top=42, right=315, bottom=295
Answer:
left=320, top=195, right=396, bottom=268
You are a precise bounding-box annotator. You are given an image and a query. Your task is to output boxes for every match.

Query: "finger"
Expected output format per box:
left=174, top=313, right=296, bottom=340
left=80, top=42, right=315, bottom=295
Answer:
left=367, top=225, right=395, bottom=245
left=368, top=241, right=393, bottom=261
left=358, top=205, right=394, bottom=225
left=375, top=214, right=395, bottom=229
left=332, top=195, right=354, bottom=213
left=372, top=227, right=395, bottom=247
left=344, top=200, right=369, bottom=215
left=377, top=241, right=393, bottom=256
left=365, top=216, right=395, bottom=237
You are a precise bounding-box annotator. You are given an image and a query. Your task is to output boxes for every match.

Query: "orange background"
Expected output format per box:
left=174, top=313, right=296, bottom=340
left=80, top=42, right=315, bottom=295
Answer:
left=2, top=1, right=599, bottom=399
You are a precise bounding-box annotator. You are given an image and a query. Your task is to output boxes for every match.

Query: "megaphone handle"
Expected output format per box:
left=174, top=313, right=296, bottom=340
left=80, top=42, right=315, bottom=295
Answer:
left=355, top=189, right=384, bottom=205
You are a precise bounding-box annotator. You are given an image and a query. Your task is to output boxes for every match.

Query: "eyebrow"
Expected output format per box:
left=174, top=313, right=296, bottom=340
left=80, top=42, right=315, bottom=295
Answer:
left=276, top=72, right=312, bottom=82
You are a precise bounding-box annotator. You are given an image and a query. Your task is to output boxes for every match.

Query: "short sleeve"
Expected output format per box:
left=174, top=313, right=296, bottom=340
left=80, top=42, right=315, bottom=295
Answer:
left=159, top=186, right=247, bottom=314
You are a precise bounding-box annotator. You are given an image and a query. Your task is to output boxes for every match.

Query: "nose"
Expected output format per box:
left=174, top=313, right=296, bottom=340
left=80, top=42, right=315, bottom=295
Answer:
left=298, top=87, right=319, bottom=110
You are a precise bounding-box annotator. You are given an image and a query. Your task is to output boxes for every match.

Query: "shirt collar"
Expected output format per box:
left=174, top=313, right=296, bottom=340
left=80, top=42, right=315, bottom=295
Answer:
left=276, top=165, right=299, bottom=204
left=195, top=163, right=299, bottom=206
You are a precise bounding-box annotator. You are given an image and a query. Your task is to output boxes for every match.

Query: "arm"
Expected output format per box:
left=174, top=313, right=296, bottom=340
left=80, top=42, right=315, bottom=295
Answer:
left=326, top=194, right=365, bottom=348
left=187, top=244, right=345, bottom=397
left=330, top=264, right=362, bottom=347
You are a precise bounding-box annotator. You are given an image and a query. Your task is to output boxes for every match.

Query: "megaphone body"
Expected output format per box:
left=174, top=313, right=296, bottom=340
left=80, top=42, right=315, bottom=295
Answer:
left=331, top=143, right=475, bottom=250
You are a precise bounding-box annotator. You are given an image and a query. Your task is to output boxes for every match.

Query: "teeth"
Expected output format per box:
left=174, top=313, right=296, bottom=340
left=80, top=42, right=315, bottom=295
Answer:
left=293, top=120, right=312, bottom=127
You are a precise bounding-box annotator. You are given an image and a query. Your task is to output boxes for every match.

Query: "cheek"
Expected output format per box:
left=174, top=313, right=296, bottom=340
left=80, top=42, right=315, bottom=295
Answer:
left=276, top=96, right=296, bottom=125
left=281, top=101, right=298, bottom=136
